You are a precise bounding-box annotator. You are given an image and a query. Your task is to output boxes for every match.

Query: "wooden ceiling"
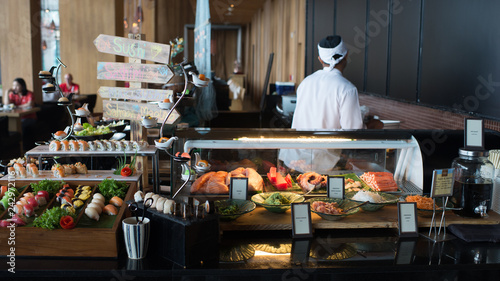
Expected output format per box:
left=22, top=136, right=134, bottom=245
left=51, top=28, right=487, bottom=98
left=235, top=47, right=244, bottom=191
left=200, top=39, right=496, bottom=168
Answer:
left=189, top=0, right=267, bottom=25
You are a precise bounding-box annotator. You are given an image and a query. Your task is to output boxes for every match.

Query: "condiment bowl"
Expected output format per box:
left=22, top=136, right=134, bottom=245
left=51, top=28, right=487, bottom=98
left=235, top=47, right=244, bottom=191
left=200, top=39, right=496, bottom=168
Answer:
left=306, top=197, right=360, bottom=221
left=214, top=199, right=256, bottom=221
left=251, top=192, right=304, bottom=213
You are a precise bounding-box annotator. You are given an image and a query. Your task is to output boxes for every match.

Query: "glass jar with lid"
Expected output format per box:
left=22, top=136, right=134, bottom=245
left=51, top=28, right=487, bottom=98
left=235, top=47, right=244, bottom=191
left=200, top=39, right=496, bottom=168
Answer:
left=451, top=148, right=494, bottom=218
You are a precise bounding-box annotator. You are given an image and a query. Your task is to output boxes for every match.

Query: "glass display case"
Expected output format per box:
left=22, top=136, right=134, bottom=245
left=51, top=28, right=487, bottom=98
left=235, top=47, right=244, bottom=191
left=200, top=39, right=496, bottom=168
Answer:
left=170, top=128, right=423, bottom=197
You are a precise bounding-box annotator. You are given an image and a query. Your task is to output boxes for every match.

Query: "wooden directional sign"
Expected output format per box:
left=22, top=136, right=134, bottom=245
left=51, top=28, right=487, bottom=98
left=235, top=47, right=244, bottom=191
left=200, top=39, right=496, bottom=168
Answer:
left=94, top=34, right=171, bottom=64
left=103, top=100, right=180, bottom=123
left=97, top=62, right=174, bottom=84
left=98, top=86, right=173, bottom=102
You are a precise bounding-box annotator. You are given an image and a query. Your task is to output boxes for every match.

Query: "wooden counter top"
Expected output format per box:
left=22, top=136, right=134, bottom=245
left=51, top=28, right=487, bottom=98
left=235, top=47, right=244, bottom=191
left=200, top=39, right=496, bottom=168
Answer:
left=220, top=205, right=500, bottom=231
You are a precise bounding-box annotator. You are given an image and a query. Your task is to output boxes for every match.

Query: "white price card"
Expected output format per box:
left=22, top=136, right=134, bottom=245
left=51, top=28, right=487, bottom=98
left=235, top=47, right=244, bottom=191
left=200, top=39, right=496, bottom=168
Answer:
left=327, top=176, right=344, bottom=199
left=230, top=178, right=248, bottom=200
left=431, top=168, right=454, bottom=198
left=397, top=202, right=419, bottom=237
left=465, top=118, right=484, bottom=149
left=291, top=202, right=313, bottom=239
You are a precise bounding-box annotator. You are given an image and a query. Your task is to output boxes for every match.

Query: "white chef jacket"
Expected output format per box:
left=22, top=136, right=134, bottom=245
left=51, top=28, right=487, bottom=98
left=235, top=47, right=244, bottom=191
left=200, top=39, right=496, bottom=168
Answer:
left=291, top=68, right=363, bottom=130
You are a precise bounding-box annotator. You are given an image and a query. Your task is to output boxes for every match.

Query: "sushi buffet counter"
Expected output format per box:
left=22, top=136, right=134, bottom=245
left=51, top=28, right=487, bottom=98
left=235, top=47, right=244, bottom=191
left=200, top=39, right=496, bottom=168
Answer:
left=0, top=170, right=142, bottom=182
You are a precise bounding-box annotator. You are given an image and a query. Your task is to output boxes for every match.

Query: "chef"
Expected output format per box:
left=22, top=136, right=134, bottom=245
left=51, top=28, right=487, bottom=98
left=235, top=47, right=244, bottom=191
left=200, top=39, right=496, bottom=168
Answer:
left=281, top=35, right=363, bottom=174
left=292, top=35, right=363, bottom=129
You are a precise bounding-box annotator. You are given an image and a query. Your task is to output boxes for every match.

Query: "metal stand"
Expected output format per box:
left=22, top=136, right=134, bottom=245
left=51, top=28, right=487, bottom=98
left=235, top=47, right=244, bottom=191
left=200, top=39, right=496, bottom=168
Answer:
left=420, top=196, right=455, bottom=242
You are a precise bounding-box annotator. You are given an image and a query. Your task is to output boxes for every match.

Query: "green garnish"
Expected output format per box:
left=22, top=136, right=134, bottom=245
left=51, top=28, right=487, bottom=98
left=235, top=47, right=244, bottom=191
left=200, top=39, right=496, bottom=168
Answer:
left=75, top=123, right=112, bottom=136
left=33, top=207, right=75, bottom=230
left=97, top=178, right=128, bottom=200
left=264, top=193, right=291, bottom=205
left=218, top=203, right=240, bottom=215
left=31, top=179, right=65, bottom=197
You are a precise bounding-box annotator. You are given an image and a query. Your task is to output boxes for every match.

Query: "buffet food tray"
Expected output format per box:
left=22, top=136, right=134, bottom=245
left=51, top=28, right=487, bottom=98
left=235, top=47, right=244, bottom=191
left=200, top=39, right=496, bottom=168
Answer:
left=0, top=180, right=137, bottom=257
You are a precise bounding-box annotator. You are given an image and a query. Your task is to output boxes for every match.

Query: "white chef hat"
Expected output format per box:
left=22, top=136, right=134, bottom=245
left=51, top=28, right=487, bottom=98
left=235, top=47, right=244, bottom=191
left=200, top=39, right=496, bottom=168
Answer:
left=317, top=35, right=348, bottom=71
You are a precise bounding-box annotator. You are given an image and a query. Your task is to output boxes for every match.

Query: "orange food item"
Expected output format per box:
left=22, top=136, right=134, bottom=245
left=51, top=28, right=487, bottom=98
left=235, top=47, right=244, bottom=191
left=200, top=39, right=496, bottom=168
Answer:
left=54, top=131, right=66, bottom=137
left=159, top=137, right=169, bottom=143
left=360, top=172, right=399, bottom=192
left=199, top=74, right=206, bottom=81
left=163, top=98, right=171, bottom=103
left=405, top=195, right=437, bottom=210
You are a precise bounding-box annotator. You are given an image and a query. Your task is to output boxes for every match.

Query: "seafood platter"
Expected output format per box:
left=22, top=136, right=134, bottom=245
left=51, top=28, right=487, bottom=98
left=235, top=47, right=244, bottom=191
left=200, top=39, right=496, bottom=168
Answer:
left=0, top=178, right=137, bottom=257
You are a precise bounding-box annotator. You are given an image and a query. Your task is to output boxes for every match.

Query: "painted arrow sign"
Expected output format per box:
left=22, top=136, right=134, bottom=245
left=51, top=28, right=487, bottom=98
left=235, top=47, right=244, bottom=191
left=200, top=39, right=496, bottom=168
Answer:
left=103, top=100, right=180, bottom=123
left=97, top=62, right=174, bottom=84
left=94, top=34, right=171, bottom=64
left=98, top=86, right=173, bottom=102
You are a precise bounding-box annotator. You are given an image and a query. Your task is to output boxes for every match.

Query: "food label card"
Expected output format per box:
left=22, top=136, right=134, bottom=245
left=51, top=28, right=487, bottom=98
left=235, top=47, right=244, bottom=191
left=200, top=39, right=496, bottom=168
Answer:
left=291, top=202, right=313, bottom=238
left=397, top=202, right=419, bottom=237
left=465, top=118, right=484, bottom=149
left=431, top=169, right=454, bottom=197
left=230, top=178, right=248, bottom=200
left=327, top=176, right=344, bottom=199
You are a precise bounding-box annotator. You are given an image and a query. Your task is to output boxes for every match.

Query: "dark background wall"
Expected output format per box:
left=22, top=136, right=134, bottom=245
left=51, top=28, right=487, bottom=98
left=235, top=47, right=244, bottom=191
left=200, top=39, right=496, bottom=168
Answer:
left=306, top=0, right=500, bottom=120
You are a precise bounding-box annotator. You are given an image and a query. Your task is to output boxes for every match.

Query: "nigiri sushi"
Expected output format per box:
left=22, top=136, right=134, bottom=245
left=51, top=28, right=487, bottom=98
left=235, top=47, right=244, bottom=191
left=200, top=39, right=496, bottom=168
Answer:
left=87, top=202, right=103, bottom=214
left=93, top=193, right=105, bottom=202
left=61, top=203, right=75, bottom=214
left=85, top=207, right=100, bottom=221
left=109, top=196, right=123, bottom=207
left=103, top=204, right=118, bottom=215
left=37, top=190, right=49, bottom=201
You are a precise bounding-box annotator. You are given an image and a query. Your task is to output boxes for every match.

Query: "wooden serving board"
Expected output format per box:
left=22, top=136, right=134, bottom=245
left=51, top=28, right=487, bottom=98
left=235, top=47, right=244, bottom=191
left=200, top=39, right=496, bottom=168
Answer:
left=219, top=205, right=500, bottom=231
left=0, top=180, right=137, bottom=257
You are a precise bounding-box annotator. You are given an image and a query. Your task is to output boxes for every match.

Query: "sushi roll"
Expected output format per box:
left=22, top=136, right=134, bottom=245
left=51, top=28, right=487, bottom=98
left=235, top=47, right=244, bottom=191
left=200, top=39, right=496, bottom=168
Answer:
left=77, top=140, right=89, bottom=151
left=23, top=192, right=35, bottom=198
left=122, top=140, right=132, bottom=151
left=69, top=140, right=79, bottom=151
left=156, top=197, right=166, bottom=212
left=26, top=163, right=39, bottom=177
left=87, top=141, right=97, bottom=151
left=87, top=202, right=103, bottom=213
left=37, top=190, right=49, bottom=201
left=131, top=141, right=139, bottom=151
left=35, top=194, right=47, bottom=206
left=103, top=204, right=118, bottom=215
left=23, top=203, right=34, bottom=217
left=63, top=164, right=76, bottom=175
left=113, top=141, right=125, bottom=151
left=14, top=163, right=26, bottom=178
left=60, top=140, right=70, bottom=151
left=102, top=140, right=114, bottom=151
left=163, top=199, right=175, bottom=215
left=95, top=140, right=105, bottom=151
left=136, top=140, right=148, bottom=150
left=134, top=191, right=144, bottom=202
left=61, top=196, right=73, bottom=205
left=61, top=203, right=75, bottom=214
left=75, top=162, right=88, bottom=174
left=14, top=202, right=25, bottom=215
left=26, top=197, right=39, bottom=210
left=49, top=140, right=61, bottom=151
left=7, top=167, right=15, bottom=177
left=85, top=207, right=100, bottom=221
left=109, top=196, right=123, bottom=207
left=52, top=164, right=65, bottom=178
left=0, top=186, right=7, bottom=198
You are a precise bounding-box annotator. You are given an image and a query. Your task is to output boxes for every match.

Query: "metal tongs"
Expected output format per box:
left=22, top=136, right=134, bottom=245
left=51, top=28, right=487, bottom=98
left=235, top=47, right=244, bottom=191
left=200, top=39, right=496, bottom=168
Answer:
left=128, top=197, right=153, bottom=224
